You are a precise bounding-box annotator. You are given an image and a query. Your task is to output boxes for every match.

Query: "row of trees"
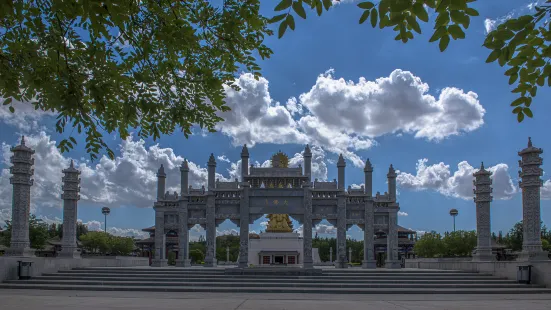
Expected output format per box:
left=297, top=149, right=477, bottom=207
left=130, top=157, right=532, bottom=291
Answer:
left=1, top=214, right=134, bottom=256
left=414, top=221, right=551, bottom=258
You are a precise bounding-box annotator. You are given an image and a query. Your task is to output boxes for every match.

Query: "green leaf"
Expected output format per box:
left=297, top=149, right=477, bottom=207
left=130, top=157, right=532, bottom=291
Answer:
left=509, top=73, right=519, bottom=85
left=530, top=86, right=537, bottom=97
left=269, top=14, right=287, bottom=23
left=316, top=0, right=323, bottom=15
left=293, top=2, right=307, bottom=19
left=9, top=106, right=14, bottom=113
left=275, top=0, right=293, bottom=11
left=537, top=75, right=545, bottom=86
left=406, top=15, right=422, bottom=34
left=512, top=106, right=523, bottom=114
left=429, top=26, right=447, bottom=42
left=412, top=2, right=429, bottom=22
left=517, top=111, right=525, bottom=122
left=2, top=97, right=12, bottom=106
left=389, top=0, right=412, bottom=12
left=358, top=2, right=375, bottom=10
left=322, top=0, right=332, bottom=10
left=485, top=49, right=501, bottom=63
left=359, top=10, right=370, bottom=24
left=523, top=107, right=533, bottom=118
left=465, top=8, right=479, bottom=16
left=510, top=97, right=527, bottom=106
left=278, top=19, right=288, bottom=38
left=448, top=24, right=465, bottom=39
left=439, top=34, right=450, bottom=52
left=370, top=8, right=378, bottom=28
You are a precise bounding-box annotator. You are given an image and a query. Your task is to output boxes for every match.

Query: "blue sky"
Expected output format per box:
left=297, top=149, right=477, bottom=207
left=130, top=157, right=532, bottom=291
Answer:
left=1, top=0, right=550, bottom=240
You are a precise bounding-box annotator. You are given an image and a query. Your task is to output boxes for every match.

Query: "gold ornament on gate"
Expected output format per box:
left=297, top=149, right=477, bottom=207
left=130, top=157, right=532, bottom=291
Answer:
left=266, top=151, right=293, bottom=233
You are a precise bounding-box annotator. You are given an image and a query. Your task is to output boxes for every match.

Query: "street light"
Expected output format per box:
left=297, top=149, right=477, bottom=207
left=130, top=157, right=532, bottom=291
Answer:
left=101, top=207, right=111, bottom=232
left=449, top=208, right=459, bottom=232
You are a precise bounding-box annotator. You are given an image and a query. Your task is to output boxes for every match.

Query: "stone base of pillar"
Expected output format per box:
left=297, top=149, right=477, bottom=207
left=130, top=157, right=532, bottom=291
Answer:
left=361, top=260, right=377, bottom=269
left=385, top=260, right=401, bottom=269
left=517, top=250, right=549, bottom=261
left=334, top=260, right=348, bottom=268
left=472, top=248, right=495, bottom=262
left=58, top=248, right=81, bottom=259
left=238, top=260, right=248, bottom=268
left=204, top=259, right=218, bottom=267
left=175, top=259, right=191, bottom=267
left=302, top=261, right=314, bottom=269
left=151, top=259, right=168, bottom=267
left=5, top=246, right=35, bottom=257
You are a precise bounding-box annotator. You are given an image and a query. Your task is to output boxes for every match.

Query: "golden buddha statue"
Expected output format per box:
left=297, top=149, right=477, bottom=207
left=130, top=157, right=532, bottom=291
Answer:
left=266, top=214, right=293, bottom=233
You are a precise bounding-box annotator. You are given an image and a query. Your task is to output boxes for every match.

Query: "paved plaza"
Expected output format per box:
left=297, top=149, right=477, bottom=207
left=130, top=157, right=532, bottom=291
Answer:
left=1, top=289, right=551, bottom=310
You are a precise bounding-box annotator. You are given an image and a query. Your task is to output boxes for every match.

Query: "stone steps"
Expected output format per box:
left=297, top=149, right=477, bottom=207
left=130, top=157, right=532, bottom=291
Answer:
left=3, top=267, right=550, bottom=294
left=1, top=283, right=550, bottom=294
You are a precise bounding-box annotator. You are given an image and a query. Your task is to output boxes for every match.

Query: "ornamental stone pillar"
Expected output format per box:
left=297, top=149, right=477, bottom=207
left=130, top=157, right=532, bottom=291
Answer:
left=6, top=136, right=35, bottom=257
left=472, top=162, right=495, bottom=261
left=204, top=193, right=217, bottom=267
left=180, top=160, right=189, bottom=195
left=362, top=199, right=376, bottom=268
left=385, top=211, right=400, bottom=268
left=304, top=145, right=312, bottom=181
left=241, top=145, right=249, bottom=181
left=59, top=160, right=81, bottom=258
left=176, top=200, right=191, bottom=267
left=151, top=208, right=167, bottom=267
left=302, top=182, right=313, bottom=269
left=238, top=182, right=250, bottom=268
left=518, top=137, right=548, bottom=261
left=335, top=192, right=348, bottom=268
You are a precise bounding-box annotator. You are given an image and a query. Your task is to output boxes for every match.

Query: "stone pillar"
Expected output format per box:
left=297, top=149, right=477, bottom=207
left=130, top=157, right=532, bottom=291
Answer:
left=204, top=193, right=217, bottom=267
left=302, top=182, right=314, bottom=269
left=180, top=160, right=189, bottom=195
left=226, top=246, right=230, bottom=262
left=364, top=159, right=373, bottom=196
left=335, top=193, right=348, bottom=268
left=238, top=182, right=250, bottom=268
left=304, top=144, right=312, bottom=181
left=348, top=247, right=352, bottom=263
left=6, top=136, right=35, bottom=257
left=157, top=164, right=166, bottom=200
left=472, top=162, right=495, bottom=261
left=388, top=164, right=397, bottom=202
left=337, top=154, right=345, bottom=190
left=518, top=137, right=548, bottom=261
left=176, top=200, right=191, bottom=267
left=329, top=246, right=333, bottom=263
left=59, top=160, right=81, bottom=258
left=385, top=211, right=400, bottom=268
left=208, top=153, right=216, bottom=190
left=241, top=145, right=249, bottom=181
left=151, top=208, right=167, bottom=267
left=362, top=199, right=376, bottom=268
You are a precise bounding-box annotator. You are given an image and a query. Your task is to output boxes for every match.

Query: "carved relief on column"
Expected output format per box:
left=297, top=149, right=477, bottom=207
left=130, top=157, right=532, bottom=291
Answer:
left=362, top=199, right=376, bottom=268
left=518, top=137, right=548, bottom=261
left=6, top=136, right=35, bottom=257
left=385, top=210, right=400, bottom=268
left=204, top=194, right=217, bottom=267
left=60, top=160, right=81, bottom=258
left=151, top=208, right=167, bottom=267
left=176, top=199, right=191, bottom=267
left=238, top=183, right=250, bottom=268
left=472, top=162, right=495, bottom=261
left=335, top=193, right=348, bottom=268
left=302, top=183, right=313, bottom=269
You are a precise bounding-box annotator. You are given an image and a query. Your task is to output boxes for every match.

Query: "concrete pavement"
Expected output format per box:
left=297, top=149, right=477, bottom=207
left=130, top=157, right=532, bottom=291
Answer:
left=1, top=289, right=551, bottom=310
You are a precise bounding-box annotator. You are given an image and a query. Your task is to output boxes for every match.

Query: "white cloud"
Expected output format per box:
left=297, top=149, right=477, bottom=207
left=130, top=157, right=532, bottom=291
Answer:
left=397, top=159, right=518, bottom=200
left=542, top=180, right=551, bottom=200
left=217, top=228, right=239, bottom=236
left=398, top=211, right=408, bottom=216
left=217, top=155, right=231, bottom=163
left=314, top=223, right=337, bottom=235
left=216, top=70, right=485, bottom=168
left=0, top=98, right=56, bottom=132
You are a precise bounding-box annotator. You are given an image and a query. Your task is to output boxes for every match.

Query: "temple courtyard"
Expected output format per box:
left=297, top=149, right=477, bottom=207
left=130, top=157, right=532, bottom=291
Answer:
left=1, top=289, right=551, bottom=310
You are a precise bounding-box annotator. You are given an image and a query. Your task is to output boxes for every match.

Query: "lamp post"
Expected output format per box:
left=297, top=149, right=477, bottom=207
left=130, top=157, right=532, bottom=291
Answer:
left=101, top=207, right=111, bottom=232
left=449, top=208, right=459, bottom=232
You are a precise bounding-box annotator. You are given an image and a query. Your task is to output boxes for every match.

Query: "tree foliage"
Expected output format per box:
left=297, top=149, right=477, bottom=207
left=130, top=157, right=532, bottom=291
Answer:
left=1, top=214, right=49, bottom=250
left=414, top=231, right=445, bottom=258
left=79, top=230, right=134, bottom=255
left=1, top=0, right=272, bottom=160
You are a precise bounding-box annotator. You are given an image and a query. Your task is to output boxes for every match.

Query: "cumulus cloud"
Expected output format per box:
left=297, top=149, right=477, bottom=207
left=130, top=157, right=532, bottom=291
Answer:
left=217, top=155, right=231, bottom=163
left=215, top=70, right=485, bottom=167
left=542, top=180, right=551, bottom=200
left=0, top=98, right=56, bottom=132
left=397, top=159, right=518, bottom=200
left=484, top=1, right=544, bottom=34
left=398, top=211, right=408, bottom=216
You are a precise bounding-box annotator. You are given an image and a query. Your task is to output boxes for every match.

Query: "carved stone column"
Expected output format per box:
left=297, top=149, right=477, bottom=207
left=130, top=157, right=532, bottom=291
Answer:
left=518, top=137, right=548, bottom=261
left=385, top=211, right=400, bottom=268
left=151, top=208, right=167, bottom=267
left=238, top=182, right=250, bottom=268
left=59, top=160, right=81, bottom=258
left=204, top=194, right=217, bottom=267
left=302, top=182, right=313, bottom=269
left=176, top=199, right=191, bottom=267
left=6, top=136, right=35, bottom=257
left=335, top=193, right=348, bottom=268
left=362, top=199, right=376, bottom=268
left=472, top=162, right=495, bottom=261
